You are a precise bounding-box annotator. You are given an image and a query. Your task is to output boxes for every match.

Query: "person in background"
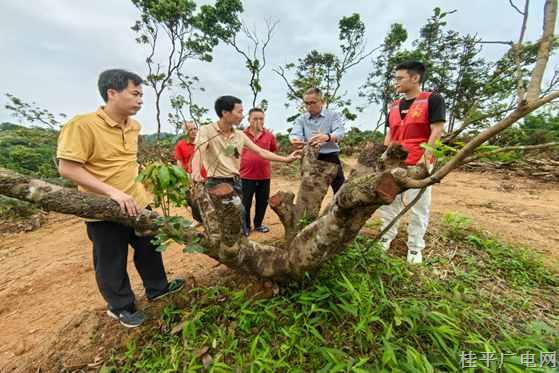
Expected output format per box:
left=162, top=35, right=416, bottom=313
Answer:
left=240, top=108, right=277, bottom=233
left=379, top=60, right=446, bottom=264
left=289, top=87, right=346, bottom=194
left=175, top=121, right=206, bottom=227
left=191, top=95, right=301, bottom=236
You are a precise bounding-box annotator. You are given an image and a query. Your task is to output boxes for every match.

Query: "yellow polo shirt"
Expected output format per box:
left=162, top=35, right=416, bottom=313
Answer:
left=196, top=122, right=251, bottom=177
left=56, top=107, right=151, bottom=209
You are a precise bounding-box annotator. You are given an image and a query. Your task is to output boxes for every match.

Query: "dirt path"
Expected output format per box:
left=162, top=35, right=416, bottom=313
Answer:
left=0, top=170, right=558, bottom=371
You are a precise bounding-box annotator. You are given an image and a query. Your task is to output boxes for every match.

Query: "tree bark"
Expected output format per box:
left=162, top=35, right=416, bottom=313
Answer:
left=0, top=146, right=420, bottom=282
left=269, top=146, right=338, bottom=243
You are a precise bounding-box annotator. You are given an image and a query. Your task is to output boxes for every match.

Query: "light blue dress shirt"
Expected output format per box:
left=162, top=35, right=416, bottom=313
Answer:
left=289, top=108, right=345, bottom=154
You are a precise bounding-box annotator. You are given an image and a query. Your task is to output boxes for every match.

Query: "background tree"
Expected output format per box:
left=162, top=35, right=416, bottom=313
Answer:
left=4, top=93, right=66, bottom=130
left=2, top=94, right=66, bottom=179
left=275, top=13, right=377, bottom=121
left=224, top=19, right=279, bottom=109
left=167, top=75, right=212, bottom=133
left=131, top=0, right=243, bottom=140
left=360, top=6, right=557, bottom=140
left=359, top=23, right=409, bottom=132
left=0, top=123, right=59, bottom=179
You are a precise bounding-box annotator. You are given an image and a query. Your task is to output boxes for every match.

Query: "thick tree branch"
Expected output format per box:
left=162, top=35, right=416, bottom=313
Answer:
left=513, top=0, right=530, bottom=102
left=399, top=90, right=559, bottom=189
left=0, top=168, right=199, bottom=241
left=444, top=104, right=517, bottom=143
left=269, top=146, right=338, bottom=243
left=526, top=0, right=557, bottom=101
left=0, top=146, right=413, bottom=282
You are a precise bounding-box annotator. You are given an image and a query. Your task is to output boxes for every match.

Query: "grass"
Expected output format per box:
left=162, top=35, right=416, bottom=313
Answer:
left=102, top=213, right=559, bottom=372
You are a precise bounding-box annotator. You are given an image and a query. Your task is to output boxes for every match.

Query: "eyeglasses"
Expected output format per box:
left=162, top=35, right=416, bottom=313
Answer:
left=303, top=100, right=319, bottom=106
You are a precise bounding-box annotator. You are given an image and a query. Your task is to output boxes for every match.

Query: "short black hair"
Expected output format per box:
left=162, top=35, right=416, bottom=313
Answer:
left=395, top=61, right=426, bottom=82
left=304, top=87, right=322, bottom=97
left=248, top=107, right=264, bottom=117
left=98, top=69, right=143, bottom=102
left=214, top=95, right=242, bottom=118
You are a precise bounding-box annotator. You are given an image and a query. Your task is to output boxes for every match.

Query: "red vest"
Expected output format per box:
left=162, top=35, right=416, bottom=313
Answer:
left=388, top=91, right=432, bottom=165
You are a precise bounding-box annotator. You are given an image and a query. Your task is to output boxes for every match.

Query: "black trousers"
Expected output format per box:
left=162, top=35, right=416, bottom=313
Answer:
left=318, top=152, right=345, bottom=194
left=241, top=179, right=271, bottom=229
left=85, top=221, right=168, bottom=313
left=188, top=199, right=203, bottom=223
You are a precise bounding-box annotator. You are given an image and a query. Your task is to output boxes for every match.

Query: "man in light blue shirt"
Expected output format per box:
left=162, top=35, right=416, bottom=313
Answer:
left=289, top=87, right=346, bottom=193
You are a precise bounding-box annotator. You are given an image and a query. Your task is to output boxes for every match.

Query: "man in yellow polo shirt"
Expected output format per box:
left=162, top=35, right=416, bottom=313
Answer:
left=56, top=69, right=184, bottom=328
left=192, top=95, right=301, bottom=236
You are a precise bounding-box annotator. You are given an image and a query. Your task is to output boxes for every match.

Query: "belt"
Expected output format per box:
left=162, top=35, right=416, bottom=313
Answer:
left=208, top=176, right=240, bottom=182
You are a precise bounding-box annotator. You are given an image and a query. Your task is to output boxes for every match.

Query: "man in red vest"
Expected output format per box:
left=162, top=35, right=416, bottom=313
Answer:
left=240, top=108, right=277, bottom=234
left=175, top=121, right=207, bottom=227
left=379, top=61, right=446, bottom=264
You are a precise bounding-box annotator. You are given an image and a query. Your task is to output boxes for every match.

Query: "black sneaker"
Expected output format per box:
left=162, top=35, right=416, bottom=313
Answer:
left=147, top=278, right=185, bottom=301
left=106, top=309, right=145, bottom=328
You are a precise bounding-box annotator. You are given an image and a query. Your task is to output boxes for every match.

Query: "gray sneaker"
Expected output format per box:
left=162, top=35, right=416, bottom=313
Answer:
left=107, top=309, right=145, bottom=328
left=147, top=278, right=186, bottom=301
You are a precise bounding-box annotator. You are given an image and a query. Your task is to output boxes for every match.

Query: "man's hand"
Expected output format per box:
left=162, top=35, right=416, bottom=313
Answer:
left=108, top=189, right=140, bottom=217
left=309, top=133, right=329, bottom=147
left=417, top=151, right=436, bottom=172
left=285, top=150, right=303, bottom=163
left=58, top=159, right=142, bottom=217
left=290, top=138, right=306, bottom=150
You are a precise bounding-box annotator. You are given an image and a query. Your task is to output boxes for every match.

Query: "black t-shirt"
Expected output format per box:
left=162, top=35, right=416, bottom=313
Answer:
left=387, top=92, right=446, bottom=128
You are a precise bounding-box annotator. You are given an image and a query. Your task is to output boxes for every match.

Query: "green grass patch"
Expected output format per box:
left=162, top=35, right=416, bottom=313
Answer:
left=103, top=216, right=559, bottom=372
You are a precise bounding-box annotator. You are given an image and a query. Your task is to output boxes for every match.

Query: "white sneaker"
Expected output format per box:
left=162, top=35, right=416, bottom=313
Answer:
left=407, top=250, right=423, bottom=264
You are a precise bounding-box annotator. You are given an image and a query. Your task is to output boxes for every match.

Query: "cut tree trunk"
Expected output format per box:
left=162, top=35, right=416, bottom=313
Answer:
left=269, top=146, right=338, bottom=243
left=0, top=144, right=425, bottom=282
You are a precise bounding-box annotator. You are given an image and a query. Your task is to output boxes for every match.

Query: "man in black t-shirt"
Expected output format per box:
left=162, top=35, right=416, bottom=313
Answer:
left=394, top=93, right=445, bottom=126
left=379, top=61, right=446, bottom=264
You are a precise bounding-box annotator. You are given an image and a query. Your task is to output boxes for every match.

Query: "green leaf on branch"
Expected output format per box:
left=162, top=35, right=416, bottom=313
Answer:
left=159, top=166, right=171, bottom=188
left=420, top=143, right=443, bottom=159
left=138, top=162, right=191, bottom=216
left=183, top=235, right=206, bottom=254
left=224, top=144, right=239, bottom=158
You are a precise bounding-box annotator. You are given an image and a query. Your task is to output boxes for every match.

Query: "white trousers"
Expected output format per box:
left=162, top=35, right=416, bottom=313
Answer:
left=379, top=186, right=432, bottom=252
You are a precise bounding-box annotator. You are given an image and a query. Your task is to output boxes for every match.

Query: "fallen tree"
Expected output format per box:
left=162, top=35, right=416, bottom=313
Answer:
left=0, top=0, right=557, bottom=283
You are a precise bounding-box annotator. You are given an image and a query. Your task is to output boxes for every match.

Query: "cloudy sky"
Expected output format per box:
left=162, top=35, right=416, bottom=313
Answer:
left=0, top=0, right=554, bottom=134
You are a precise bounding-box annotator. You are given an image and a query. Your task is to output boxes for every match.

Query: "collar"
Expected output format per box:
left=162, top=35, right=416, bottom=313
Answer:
left=96, top=107, right=129, bottom=128
left=305, top=109, right=326, bottom=120
left=213, top=121, right=237, bottom=138
left=244, top=126, right=266, bottom=139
